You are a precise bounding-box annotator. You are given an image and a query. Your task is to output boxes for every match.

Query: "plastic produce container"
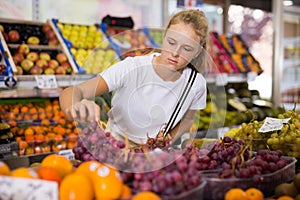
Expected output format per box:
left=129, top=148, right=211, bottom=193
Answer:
left=202, top=157, right=296, bottom=200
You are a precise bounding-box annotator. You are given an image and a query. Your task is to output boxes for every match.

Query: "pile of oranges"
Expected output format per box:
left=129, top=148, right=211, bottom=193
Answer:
left=0, top=154, right=161, bottom=200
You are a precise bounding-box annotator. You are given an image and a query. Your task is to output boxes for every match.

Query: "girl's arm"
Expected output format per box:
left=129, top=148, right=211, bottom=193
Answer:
left=168, top=109, right=197, bottom=143
left=59, top=76, right=109, bottom=122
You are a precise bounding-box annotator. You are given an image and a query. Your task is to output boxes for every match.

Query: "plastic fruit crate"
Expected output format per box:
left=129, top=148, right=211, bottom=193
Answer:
left=202, top=156, right=296, bottom=200
left=161, top=180, right=206, bottom=200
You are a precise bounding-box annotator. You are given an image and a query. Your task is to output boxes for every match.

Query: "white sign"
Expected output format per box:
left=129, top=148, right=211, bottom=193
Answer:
left=216, top=73, right=228, bottom=86
left=258, top=117, right=291, bottom=133
left=58, top=149, right=75, bottom=160
left=35, top=75, right=58, bottom=89
left=0, top=176, right=58, bottom=200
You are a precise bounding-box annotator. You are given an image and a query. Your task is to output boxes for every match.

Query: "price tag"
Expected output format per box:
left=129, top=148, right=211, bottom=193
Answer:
left=58, top=149, right=75, bottom=160
left=247, top=72, right=257, bottom=81
left=258, top=117, right=291, bottom=133
left=0, top=176, right=58, bottom=200
left=35, top=75, right=57, bottom=89
left=216, top=73, right=228, bottom=86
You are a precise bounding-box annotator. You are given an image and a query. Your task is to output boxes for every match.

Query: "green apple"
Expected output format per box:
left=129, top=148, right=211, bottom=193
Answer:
left=21, top=59, right=34, bottom=72
left=27, top=36, right=40, bottom=45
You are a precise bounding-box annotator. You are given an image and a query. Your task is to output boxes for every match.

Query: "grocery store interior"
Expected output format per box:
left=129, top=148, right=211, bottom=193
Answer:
left=0, top=0, right=300, bottom=199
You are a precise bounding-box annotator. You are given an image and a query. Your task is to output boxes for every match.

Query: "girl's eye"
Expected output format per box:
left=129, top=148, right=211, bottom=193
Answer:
left=168, top=39, right=176, bottom=45
left=183, top=46, right=193, bottom=52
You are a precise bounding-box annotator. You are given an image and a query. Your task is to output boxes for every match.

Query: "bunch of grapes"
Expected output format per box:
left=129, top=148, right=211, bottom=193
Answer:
left=219, top=149, right=292, bottom=179
left=267, top=110, right=300, bottom=157
left=121, top=145, right=205, bottom=197
left=206, top=136, right=251, bottom=169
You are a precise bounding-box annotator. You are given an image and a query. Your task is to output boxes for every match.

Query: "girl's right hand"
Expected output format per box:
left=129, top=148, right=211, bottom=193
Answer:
left=65, top=99, right=100, bottom=122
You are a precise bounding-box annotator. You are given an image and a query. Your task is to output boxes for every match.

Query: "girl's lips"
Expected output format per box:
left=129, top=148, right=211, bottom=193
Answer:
left=167, top=58, right=178, bottom=65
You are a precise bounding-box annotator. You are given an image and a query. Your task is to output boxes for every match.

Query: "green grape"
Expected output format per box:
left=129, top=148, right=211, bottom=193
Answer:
left=284, top=135, right=292, bottom=143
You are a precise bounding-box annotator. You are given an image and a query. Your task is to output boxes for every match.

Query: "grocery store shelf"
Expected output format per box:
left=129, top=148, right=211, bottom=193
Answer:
left=8, top=44, right=62, bottom=51
left=0, top=74, right=96, bottom=98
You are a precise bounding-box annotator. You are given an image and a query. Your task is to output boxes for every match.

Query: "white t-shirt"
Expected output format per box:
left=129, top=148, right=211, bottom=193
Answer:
left=100, top=53, right=207, bottom=143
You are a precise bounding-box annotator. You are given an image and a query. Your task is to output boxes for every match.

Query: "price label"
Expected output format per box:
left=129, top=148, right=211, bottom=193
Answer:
left=258, top=117, right=291, bottom=133
left=35, top=75, right=58, bottom=89
left=247, top=72, right=257, bottom=81
left=58, top=149, right=75, bottom=160
left=216, top=73, right=228, bottom=86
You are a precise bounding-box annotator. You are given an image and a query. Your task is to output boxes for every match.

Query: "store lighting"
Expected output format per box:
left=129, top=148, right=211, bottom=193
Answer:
left=283, top=0, right=294, bottom=6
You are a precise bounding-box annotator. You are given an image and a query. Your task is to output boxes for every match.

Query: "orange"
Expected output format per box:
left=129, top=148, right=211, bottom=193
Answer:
left=76, top=160, right=102, bottom=180
left=41, top=154, right=73, bottom=178
left=0, top=161, right=10, bottom=176
left=60, top=172, right=94, bottom=200
left=277, top=196, right=294, bottom=200
left=11, top=167, right=39, bottom=179
left=93, top=165, right=124, bottom=199
left=131, top=191, right=161, bottom=200
left=224, top=188, right=248, bottom=200
left=245, top=187, right=264, bottom=200
left=120, top=184, right=132, bottom=199
left=36, top=166, right=62, bottom=184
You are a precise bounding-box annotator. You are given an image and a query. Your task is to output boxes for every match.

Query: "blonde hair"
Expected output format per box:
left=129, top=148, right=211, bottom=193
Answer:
left=166, top=9, right=209, bottom=73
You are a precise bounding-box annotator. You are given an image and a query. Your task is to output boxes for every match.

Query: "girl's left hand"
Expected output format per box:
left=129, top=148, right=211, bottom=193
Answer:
left=156, top=130, right=172, bottom=143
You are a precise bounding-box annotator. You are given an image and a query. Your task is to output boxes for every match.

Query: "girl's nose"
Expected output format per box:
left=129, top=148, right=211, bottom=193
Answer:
left=172, top=45, right=180, bottom=57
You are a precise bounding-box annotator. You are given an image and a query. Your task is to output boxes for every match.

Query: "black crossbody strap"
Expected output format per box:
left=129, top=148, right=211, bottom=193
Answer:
left=163, top=69, right=197, bottom=137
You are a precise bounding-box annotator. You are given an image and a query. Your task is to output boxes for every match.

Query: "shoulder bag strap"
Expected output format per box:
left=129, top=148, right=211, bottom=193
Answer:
left=163, top=68, right=197, bottom=137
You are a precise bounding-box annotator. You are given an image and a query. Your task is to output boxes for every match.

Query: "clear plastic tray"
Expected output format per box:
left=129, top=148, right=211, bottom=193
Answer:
left=202, top=156, right=296, bottom=200
left=161, top=180, right=206, bottom=200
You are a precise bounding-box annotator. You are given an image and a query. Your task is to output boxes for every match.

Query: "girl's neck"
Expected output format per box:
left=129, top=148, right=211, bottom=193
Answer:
left=152, top=55, right=183, bottom=82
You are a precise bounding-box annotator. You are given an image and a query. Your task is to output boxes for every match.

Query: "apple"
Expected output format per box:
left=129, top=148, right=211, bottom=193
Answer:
left=29, top=65, right=43, bottom=75
left=27, top=36, right=40, bottom=45
left=61, top=61, right=72, bottom=74
left=55, top=66, right=66, bottom=75
left=0, top=64, right=6, bottom=74
left=2, top=32, right=9, bottom=42
left=14, top=66, right=23, bottom=75
left=42, top=24, right=51, bottom=33
left=17, top=44, right=30, bottom=55
left=46, top=30, right=56, bottom=39
left=0, top=25, right=4, bottom=32
left=56, top=53, right=67, bottom=64
left=36, top=59, right=48, bottom=68
left=8, top=30, right=20, bottom=43
left=26, top=52, right=39, bottom=62
left=48, top=38, right=59, bottom=46
left=39, top=52, right=51, bottom=61
left=12, top=53, right=24, bottom=65
left=20, top=59, right=34, bottom=72
left=44, top=67, right=55, bottom=75
left=48, top=59, right=59, bottom=69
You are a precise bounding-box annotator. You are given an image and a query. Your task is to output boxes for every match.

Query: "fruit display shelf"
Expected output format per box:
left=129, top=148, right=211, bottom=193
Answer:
left=50, top=19, right=119, bottom=75
left=0, top=18, right=78, bottom=75
left=101, top=25, right=156, bottom=59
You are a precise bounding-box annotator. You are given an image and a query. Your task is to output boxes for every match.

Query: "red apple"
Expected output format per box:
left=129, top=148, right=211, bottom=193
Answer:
left=29, top=65, right=43, bottom=75
left=36, top=59, right=48, bottom=68
left=56, top=53, right=67, bottom=64
left=26, top=52, right=39, bottom=62
left=61, top=61, right=72, bottom=74
left=14, top=66, right=23, bottom=75
left=2, top=32, right=9, bottom=42
left=17, top=44, right=30, bottom=55
left=46, top=30, right=56, bottom=39
left=44, top=67, right=55, bottom=75
left=42, top=24, right=51, bottom=33
left=20, top=59, right=34, bottom=72
left=55, top=66, right=66, bottom=75
left=0, top=64, right=6, bottom=74
left=12, top=53, right=24, bottom=65
left=48, top=59, right=59, bottom=69
left=27, top=36, right=40, bottom=45
left=8, top=30, right=20, bottom=43
left=48, top=38, right=59, bottom=46
left=39, top=52, right=51, bottom=61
